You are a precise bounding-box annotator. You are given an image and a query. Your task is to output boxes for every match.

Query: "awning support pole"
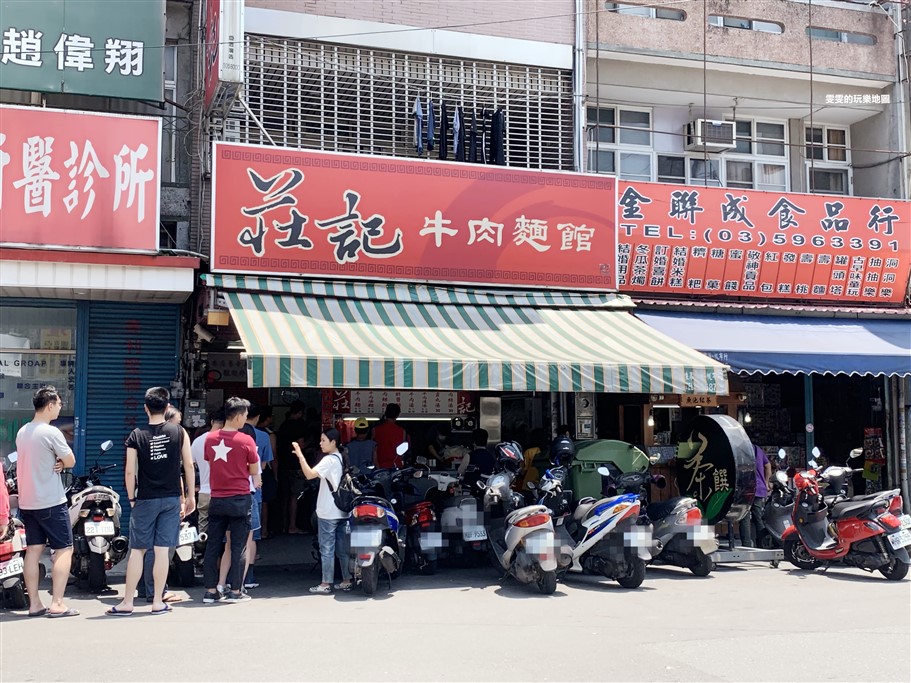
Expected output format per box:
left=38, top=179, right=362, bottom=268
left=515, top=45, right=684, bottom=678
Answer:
left=804, top=375, right=815, bottom=462
left=899, top=377, right=910, bottom=514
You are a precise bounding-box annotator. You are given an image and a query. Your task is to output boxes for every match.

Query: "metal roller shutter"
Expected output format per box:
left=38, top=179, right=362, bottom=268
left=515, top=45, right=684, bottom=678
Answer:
left=82, top=302, right=181, bottom=524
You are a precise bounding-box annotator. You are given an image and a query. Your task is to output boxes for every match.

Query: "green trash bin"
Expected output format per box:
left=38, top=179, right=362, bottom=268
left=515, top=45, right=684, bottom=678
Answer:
left=568, top=439, right=651, bottom=500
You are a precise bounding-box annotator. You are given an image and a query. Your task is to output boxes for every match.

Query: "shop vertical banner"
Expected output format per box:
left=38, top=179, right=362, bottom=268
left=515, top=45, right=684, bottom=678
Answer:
left=0, top=105, right=161, bottom=251
left=211, top=142, right=617, bottom=290
left=0, top=0, right=165, bottom=101
left=616, top=181, right=911, bottom=304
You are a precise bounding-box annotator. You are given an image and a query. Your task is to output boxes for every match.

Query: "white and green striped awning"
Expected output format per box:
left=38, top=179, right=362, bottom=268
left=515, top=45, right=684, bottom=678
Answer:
left=218, top=287, right=729, bottom=395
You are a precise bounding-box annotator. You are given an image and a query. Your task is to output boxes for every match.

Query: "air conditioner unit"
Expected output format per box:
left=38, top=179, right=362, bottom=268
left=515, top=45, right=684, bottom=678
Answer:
left=684, top=119, right=735, bottom=152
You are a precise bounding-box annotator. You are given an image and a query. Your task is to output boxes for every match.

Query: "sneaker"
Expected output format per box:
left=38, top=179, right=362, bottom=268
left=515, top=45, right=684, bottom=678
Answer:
left=243, top=581, right=260, bottom=589
left=202, top=591, right=221, bottom=604
left=217, top=584, right=227, bottom=597
left=223, top=590, right=251, bottom=603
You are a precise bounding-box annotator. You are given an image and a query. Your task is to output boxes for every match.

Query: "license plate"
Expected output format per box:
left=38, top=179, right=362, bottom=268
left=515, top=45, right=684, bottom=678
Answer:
left=898, top=514, right=911, bottom=530
left=178, top=526, right=198, bottom=545
left=463, top=527, right=487, bottom=541
left=887, top=529, right=911, bottom=549
left=84, top=521, right=115, bottom=536
left=0, top=557, right=24, bottom=580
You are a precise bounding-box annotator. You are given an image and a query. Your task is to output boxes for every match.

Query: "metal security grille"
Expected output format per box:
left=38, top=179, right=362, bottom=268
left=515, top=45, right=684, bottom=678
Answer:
left=228, top=35, right=573, bottom=171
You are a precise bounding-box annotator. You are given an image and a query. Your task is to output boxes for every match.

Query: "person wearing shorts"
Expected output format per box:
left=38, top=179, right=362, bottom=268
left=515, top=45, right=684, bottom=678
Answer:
left=107, top=387, right=195, bottom=617
left=17, top=386, right=77, bottom=618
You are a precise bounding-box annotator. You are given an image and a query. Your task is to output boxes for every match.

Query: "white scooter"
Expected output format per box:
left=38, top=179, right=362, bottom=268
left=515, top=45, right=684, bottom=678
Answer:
left=65, top=441, right=129, bottom=592
left=481, top=442, right=558, bottom=594
left=1, top=451, right=28, bottom=609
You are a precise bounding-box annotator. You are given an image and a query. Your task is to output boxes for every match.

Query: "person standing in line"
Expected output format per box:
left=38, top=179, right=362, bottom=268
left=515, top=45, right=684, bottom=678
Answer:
left=346, top=417, right=376, bottom=473
left=191, top=409, right=225, bottom=536
left=17, top=386, right=78, bottom=618
left=276, top=402, right=308, bottom=534
left=740, top=440, right=771, bottom=548
left=107, top=387, right=195, bottom=616
left=201, top=397, right=259, bottom=604
left=137, top=405, right=188, bottom=605
left=257, top=406, right=278, bottom=539
left=373, top=403, right=409, bottom=469
left=293, top=428, right=352, bottom=594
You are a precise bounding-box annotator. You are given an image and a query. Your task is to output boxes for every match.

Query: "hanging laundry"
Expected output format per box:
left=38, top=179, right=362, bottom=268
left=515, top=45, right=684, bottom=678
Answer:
left=492, top=108, right=506, bottom=165
left=479, top=108, right=488, bottom=164
left=413, top=97, right=424, bottom=155
left=468, top=109, right=478, bottom=163
left=426, top=99, right=435, bottom=152
left=439, top=102, right=449, bottom=160
left=453, top=106, right=465, bottom=162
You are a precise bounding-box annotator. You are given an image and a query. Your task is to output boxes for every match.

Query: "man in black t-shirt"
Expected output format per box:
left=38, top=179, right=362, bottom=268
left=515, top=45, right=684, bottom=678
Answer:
left=107, top=387, right=195, bottom=616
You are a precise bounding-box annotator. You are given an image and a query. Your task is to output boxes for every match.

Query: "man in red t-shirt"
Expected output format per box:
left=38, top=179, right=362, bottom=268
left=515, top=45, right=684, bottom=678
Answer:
left=201, top=397, right=260, bottom=604
left=372, top=403, right=409, bottom=469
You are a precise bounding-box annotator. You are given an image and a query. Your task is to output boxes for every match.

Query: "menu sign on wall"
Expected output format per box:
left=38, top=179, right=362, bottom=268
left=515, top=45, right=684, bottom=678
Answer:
left=331, top=390, right=477, bottom=416
left=617, top=182, right=911, bottom=304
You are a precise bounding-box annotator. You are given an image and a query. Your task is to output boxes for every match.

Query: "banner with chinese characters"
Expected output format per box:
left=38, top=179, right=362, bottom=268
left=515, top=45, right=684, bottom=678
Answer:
left=211, top=142, right=617, bottom=290
left=331, top=390, right=477, bottom=416
left=617, top=181, right=911, bottom=304
left=0, top=0, right=164, bottom=101
left=0, top=105, right=160, bottom=252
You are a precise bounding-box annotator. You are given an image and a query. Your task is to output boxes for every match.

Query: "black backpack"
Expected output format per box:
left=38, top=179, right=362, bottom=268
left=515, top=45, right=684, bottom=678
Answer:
left=329, top=453, right=361, bottom=514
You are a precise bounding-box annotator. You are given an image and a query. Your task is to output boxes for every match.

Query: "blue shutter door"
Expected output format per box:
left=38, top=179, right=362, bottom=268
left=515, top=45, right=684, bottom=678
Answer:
left=83, top=302, right=181, bottom=524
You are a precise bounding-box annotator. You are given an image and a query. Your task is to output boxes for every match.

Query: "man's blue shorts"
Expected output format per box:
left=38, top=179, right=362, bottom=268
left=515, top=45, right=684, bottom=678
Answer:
left=21, top=503, right=73, bottom=550
left=129, top=497, right=181, bottom=549
left=251, top=491, right=262, bottom=541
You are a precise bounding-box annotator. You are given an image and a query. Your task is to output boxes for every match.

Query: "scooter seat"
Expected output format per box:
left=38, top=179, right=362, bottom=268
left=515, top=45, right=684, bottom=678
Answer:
left=829, top=498, right=878, bottom=520
left=573, top=498, right=597, bottom=522
left=646, top=499, right=679, bottom=522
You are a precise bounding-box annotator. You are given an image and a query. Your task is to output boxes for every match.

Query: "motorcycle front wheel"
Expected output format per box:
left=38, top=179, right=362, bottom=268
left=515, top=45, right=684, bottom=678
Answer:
left=783, top=538, right=819, bottom=570
left=87, top=552, right=107, bottom=592
left=360, top=562, right=379, bottom=596
left=879, top=558, right=909, bottom=581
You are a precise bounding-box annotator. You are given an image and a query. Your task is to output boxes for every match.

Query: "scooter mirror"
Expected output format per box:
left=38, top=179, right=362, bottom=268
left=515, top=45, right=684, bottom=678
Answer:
left=414, top=470, right=423, bottom=478
left=777, top=448, right=787, bottom=459
left=597, top=466, right=611, bottom=477
left=6, top=452, right=17, bottom=463
left=648, top=454, right=660, bottom=465
left=396, top=442, right=409, bottom=456
left=811, top=446, right=821, bottom=458
left=526, top=481, right=537, bottom=491
left=808, top=459, right=818, bottom=469
left=101, top=440, right=114, bottom=452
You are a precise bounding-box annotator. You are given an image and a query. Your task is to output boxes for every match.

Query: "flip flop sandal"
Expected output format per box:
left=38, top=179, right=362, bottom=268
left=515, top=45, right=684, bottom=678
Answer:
left=162, top=593, right=183, bottom=603
left=308, top=584, right=331, bottom=594
left=46, top=608, right=79, bottom=618
left=333, top=582, right=353, bottom=591
left=27, top=608, right=48, bottom=617
left=105, top=606, right=134, bottom=616
left=150, top=605, right=172, bottom=615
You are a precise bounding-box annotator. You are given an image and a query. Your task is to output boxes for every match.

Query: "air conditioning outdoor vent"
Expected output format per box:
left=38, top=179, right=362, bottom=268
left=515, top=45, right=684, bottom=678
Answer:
left=684, top=119, right=735, bottom=152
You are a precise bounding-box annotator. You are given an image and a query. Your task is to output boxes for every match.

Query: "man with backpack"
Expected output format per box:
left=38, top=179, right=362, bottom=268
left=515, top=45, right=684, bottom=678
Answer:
left=292, top=428, right=353, bottom=593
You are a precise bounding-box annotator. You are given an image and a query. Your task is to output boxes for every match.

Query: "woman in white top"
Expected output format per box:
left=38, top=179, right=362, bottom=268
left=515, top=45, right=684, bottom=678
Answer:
left=293, top=428, right=353, bottom=593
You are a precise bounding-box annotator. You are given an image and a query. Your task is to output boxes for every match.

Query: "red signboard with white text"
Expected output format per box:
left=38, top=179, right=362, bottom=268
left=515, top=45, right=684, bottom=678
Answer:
left=617, top=181, right=911, bottom=304
left=211, top=142, right=617, bottom=290
left=0, top=105, right=160, bottom=252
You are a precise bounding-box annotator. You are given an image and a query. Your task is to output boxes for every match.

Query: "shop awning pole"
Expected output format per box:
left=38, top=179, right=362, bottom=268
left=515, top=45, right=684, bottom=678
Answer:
left=804, top=375, right=815, bottom=463
left=899, top=378, right=910, bottom=514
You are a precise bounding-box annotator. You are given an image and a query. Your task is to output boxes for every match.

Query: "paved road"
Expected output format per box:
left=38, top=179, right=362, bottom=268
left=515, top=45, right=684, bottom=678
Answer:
left=1, top=559, right=908, bottom=682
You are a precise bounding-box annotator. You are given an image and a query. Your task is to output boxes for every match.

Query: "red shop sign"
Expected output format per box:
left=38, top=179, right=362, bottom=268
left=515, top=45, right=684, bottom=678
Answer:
left=0, top=105, right=160, bottom=252
left=617, top=181, right=911, bottom=304
left=211, top=142, right=616, bottom=290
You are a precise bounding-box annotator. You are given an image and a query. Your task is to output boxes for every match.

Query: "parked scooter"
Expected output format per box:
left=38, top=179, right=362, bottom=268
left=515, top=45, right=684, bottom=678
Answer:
left=65, top=441, right=129, bottom=592
left=348, top=443, right=411, bottom=595
left=482, top=442, right=558, bottom=595
left=757, top=449, right=795, bottom=552
left=603, top=465, right=716, bottom=576
left=436, top=468, right=489, bottom=567
left=1, top=451, right=27, bottom=609
left=169, top=519, right=205, bottom=587
left=782, top=452, right=911, bottom=580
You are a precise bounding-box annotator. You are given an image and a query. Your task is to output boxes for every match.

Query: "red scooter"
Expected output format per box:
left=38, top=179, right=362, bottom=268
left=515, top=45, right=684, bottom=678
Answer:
left=781, top=456, right=910, bottom=580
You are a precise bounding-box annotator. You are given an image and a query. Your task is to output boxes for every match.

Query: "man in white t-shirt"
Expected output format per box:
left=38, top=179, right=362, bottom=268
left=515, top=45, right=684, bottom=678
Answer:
left=191, top=409, right=225, bottom=535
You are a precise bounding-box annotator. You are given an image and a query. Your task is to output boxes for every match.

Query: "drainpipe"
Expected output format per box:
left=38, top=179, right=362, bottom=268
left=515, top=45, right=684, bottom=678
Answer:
left=893, top=1, right=911, bottom=199
left=899, top=377, right=910, bottom=514
left=573, top=0, right=586, bottom=172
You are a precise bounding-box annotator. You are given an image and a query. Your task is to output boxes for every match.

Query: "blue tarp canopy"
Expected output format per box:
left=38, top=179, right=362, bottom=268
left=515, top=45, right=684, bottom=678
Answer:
left=636, top=312, right=911, bottom=377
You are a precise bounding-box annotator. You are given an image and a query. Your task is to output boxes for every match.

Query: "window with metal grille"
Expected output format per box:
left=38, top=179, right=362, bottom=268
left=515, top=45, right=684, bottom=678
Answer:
left=228, top=35, right=573, bottom=171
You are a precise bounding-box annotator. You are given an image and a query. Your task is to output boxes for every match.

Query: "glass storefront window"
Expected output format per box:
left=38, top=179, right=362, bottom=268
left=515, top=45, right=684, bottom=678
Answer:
left=0, top=305, right=77, bottom=457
